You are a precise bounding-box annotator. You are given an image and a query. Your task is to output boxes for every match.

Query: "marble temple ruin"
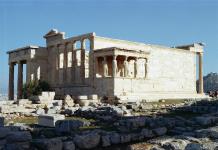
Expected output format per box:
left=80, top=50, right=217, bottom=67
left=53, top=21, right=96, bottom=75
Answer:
left=7, top=29, right=205, bottom=102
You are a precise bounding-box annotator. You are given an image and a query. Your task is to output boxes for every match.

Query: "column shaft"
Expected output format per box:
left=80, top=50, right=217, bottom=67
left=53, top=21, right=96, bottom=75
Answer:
left=71, top=42, right=76, bottom=83
left=73, top=43, right=77, bottom=84
left=56, top=46, right=59, bottom=85
left=80, top=40, right=86, bottom=83
left=198, top=52, right=204, bottom=94
left=63, top=44, right=68, bottom=84
left=95, top=57, right=99, bottom=77
left=8, top=63, right=14, bottom=100
left=17, top=62, right=23, bottom=99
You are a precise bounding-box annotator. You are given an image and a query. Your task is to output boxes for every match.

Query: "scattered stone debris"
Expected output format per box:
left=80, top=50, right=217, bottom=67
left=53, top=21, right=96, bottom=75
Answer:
left=1, top=96, right=218, bottom=149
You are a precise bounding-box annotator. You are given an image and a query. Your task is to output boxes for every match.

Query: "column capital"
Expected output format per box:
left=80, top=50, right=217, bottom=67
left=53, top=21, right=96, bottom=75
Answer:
left=197, top=52, right=203, bottom=55
left=9, top=62, right=15, bottom=66
left=64, top=42, right=71, bottom=47
left=17, top=60, right=23, bottom=64
left=124, top=56, right=128, bottom=61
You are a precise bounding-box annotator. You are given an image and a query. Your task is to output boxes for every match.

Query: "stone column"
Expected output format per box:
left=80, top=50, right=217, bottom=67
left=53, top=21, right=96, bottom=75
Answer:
left=58, top=45, right=64, bottom=85
left=89, top=36, right=94, bottom=50
left=144, top=58, right=147, bottom=78
left=103, top=56, right=108, bottom=77
left=8, top=63, right=14, bottom=100
left=95, top=57, right=99, bottom=77
left=63, top=43, right=68, bottom=84
left=124, top=56, right=128, bottom=77
left=55, top=45, right=60, bottom=85
left=81, top=39, right=86, bottom=83
left=72, top=42, right=76, bottom=83
left=134, top=58, right=138, bottom=78
left=112, top=55, right=117, bottom=77
left=17, top=61, right=23, bottom=99
left=198, top=52, right=204, bottom=94
left=26, top=61, right=30, bottom=84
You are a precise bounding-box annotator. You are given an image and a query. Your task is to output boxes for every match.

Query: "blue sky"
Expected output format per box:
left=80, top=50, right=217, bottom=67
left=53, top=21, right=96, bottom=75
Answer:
left=0, top=0, right=218, bottom=94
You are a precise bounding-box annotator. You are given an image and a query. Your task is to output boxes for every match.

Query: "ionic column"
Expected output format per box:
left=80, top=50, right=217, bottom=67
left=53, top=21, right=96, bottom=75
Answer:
left=198, top=52, right=204, bottom=94
left=124, top=56, right=128, bottom=77
left=112, top=55, right=117, bottom=77
left=134, top=58, right=139, bottom=78
left=89, top=36, right=94, bottom=50
left=81, top=39, right=86, bottom=83
left=17, top=61, right=23, bottom=99
left=72, top=42, right=76, bottom=83
left=55, top=45, right=60, bottom=85
left=26, top=61, right=30, bottom=84
left=95, top=57, right=99, bottom=77
left=103, top=56, right=108, bottom=77
left=8, top=63, right=14, bottom=100
left=63, top=44, right=68, bottom=84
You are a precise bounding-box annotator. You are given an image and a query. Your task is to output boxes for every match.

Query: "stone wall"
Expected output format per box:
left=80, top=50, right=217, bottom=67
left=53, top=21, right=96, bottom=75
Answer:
left=113, top=47, right=197, bottom=100
left=93, top=36, right=198, bottom=100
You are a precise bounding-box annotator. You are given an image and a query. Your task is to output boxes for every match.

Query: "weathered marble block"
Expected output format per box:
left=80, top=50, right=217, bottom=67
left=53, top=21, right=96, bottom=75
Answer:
left=30, top=91, right=55, bottom=103
left=53, top=100, right=63, bottom=106
left=18, top=99, right=32, bottom=105
left=77, top=95, right=88, bottom=100
left=38, top=114, right=65, bottom=127
left=88, top=94, right=98, bottom=100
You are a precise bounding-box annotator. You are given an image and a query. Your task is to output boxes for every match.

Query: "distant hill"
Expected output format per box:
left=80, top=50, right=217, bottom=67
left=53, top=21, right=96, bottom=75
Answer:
left=197, top=72, right=218, bottom=93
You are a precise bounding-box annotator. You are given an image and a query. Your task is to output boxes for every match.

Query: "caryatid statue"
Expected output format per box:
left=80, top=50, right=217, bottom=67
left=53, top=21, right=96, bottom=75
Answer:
left=103, top=57, right=108, bottom=77
left=124, top=57, right=129, bottom=77
left=144, top=58, right=148, bottom=78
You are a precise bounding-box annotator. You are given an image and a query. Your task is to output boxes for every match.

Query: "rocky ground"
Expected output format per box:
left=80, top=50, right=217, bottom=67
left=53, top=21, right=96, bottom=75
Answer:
left=0, top=96, right=218, bottom=150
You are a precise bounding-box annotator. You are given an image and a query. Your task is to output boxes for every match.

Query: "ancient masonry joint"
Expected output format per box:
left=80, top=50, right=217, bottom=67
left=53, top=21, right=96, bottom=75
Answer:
left=7, top=29, right=205, bottom=101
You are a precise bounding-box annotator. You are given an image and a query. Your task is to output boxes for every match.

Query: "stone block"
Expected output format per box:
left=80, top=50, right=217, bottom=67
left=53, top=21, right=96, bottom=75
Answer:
left=88, top=94, right=98, bottom=100
left=53, top=100, right=63, bottom=106
left=32, top=138, right=63, bottom=150
left=18, top=99, right=32, bottom=105
left=63, top=141, right=75, bottom=150
left=6, top=131, right=32, bottom=143
left=0, top=127, right=10, bottom=138
left=65, top=100, right=75, bottom=107
left=0, top=117, right=4, bottom=126
left=77, top=95, right=88, bottom=100
left=38, top=114, right=65, bottom=127
left=64, top=95, right=73, bottom=101
left=55, top=120, right=89, bottom=133
left=36, top=108, right=45, bottom=115
left=74, top=132, right=100, bottom=149
left=30, top=91, right=55, bottom=103
left=77, top=99, right=99, bottom=106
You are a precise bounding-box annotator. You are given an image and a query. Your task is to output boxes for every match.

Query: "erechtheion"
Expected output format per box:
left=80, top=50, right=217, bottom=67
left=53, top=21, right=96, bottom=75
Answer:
left=7, top=29, right=205, bottom=101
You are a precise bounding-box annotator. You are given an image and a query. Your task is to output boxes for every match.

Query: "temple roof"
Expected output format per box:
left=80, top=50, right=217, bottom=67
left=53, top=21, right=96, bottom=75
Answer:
left=7, top=45, right=39, bottom=54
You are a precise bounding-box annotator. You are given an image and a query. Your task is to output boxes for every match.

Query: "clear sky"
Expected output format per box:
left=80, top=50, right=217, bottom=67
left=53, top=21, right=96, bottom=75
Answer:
left=0, top=0, right=218, bottom=94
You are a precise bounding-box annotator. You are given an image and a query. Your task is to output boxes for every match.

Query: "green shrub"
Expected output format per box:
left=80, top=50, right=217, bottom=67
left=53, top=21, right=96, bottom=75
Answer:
left=22, top=80, right=51, bottom=98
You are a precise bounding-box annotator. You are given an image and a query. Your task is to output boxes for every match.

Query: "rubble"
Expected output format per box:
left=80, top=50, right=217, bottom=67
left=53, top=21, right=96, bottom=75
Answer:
left=0, top=97, right=218, bottom=149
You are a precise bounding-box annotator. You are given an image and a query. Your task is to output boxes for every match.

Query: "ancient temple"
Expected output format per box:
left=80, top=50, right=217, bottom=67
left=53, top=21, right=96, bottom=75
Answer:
left=7, top=29, right=205, bottom=101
